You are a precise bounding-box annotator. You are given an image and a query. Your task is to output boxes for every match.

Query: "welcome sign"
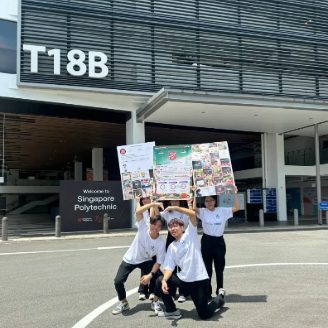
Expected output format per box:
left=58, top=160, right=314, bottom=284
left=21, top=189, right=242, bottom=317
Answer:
left=59, top=181, right=131, bottom=232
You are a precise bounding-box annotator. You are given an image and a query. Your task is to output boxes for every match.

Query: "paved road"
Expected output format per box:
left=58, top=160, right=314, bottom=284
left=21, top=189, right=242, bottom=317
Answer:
left=1, top=230, right=327, bottom=328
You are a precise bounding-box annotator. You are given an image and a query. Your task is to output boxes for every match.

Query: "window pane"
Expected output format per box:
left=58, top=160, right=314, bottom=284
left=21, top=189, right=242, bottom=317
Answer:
left=0, top=19, right=17, bottom=74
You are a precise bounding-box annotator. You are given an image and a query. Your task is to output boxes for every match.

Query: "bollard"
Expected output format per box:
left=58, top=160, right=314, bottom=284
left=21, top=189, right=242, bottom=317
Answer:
left=2, top=217, right=8, bottom=241
left=259, top=209, right=264, bottom=227
left=103, top=213, right=109, bottom=234
left=326, top=211, right=328, bottom=225
left=55, top=215, right=61, bottom=238
left=294, top=208, right=299, bottom=226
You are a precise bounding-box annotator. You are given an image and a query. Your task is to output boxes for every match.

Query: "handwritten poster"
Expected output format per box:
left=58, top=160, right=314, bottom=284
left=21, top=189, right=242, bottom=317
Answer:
left=192, top=142, right=235, bottom=197
left=117, top=142, right=155, bottom=200
left=153, top=145, right=192, bottom=200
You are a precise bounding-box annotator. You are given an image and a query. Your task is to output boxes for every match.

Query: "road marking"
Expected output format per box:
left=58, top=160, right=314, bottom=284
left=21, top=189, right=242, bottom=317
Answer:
left=71, top=262, right=328, bottom=328
left=0, top=246, right=129, bottom=256
left=226, top=263, right=328, bottom=269
left=72, top=287, right=138, bottom=328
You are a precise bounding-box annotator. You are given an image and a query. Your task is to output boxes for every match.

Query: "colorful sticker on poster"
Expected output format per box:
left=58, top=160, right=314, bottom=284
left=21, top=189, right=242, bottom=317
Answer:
left=153, top=145, right=192, bottom=200
left=117, top=142, right=155, bottom=200
left=191, top=142, right=235, bottom=197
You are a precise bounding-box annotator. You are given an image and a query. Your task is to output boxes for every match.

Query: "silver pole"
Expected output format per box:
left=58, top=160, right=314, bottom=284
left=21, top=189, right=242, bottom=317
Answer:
left=261, top=134, right=266, bottom=188
left=259, top=209, right=264, bottom=227
left=314, top=124, right=322, bottom=225
left=293, top=208, right=299, bottom=226
left=2, top=114, right=5, bottom=179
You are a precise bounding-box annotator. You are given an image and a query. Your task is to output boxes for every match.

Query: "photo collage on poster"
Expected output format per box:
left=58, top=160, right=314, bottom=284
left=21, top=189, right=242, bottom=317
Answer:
left=120, top=170, right=153, bottom=200
left=192, top=142, right=235, bottom=197
left=117, top=142, right=155, bottom=200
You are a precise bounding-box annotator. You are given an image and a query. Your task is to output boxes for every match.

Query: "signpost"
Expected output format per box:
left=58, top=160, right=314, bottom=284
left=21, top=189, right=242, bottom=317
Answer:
left=263, top=188, right=277, bottom=213
left=319, top=202, right=328, bottom=211
left=247, top=189, right=262, bottom=204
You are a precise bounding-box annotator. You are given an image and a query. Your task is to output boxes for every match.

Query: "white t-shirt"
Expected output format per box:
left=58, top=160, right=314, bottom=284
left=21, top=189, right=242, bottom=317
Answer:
left=163, top=222, right=209, bottom=282
left=123, top=219, right=165, bottom=265
left=134, top=210, right=150, bottom=226
left=198, top=207, right=233, bottom=237
left=160, top=210, right=189, bottom=231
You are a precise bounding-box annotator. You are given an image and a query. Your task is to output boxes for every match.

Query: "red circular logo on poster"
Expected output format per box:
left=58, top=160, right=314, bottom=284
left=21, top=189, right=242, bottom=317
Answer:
left=169, top=151, right=177, bottom=161
left=120, top=149, right=126, bottom=155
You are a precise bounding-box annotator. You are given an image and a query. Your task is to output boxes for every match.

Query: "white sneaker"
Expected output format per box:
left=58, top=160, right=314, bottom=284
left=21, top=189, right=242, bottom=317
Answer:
left=139, top=293, right=147, bottom=301
left=158, top=309, right=181, bottom=319
left=177, top=295, right=187, bottom=303
left=149, top=293, right=155, bottom=301
left=218, top=288, right=226, bottom=298
left=112, top=302, right=130, bottom=315
left=151, top=301, right=163, bottom=314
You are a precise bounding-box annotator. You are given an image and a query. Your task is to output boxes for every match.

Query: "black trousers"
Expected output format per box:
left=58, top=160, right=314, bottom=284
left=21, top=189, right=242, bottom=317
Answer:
left=138, top=256, right=157, bottom=296
left=201, top=233, right=226, bottom=296
left=155, top=274, right=222, bottom=320
left=114, top=260, right=162, bottom=301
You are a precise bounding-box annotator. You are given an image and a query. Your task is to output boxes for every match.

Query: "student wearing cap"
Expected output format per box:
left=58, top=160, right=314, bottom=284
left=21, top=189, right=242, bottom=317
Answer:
left=112, top=201, right=166, bottom=315
left=192, top=185, right=240, bottom=301
left=154, top=205, right=225, bottom=320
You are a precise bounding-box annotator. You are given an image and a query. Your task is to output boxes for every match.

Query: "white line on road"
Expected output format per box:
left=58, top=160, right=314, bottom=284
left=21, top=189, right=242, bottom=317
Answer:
left=0, top=246, right=129, bottom=256
left=71, top=262, right=328, bottom=328
left=71, top=288, right=139, bottom=328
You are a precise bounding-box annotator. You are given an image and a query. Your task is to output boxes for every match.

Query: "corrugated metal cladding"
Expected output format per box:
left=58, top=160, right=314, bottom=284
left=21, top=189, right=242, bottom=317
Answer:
left=20, top=0, right=328, bottom=99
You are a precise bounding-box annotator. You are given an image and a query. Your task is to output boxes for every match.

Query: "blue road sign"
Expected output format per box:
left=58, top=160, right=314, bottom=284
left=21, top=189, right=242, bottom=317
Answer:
left=319, top=202, right=328, bottom=210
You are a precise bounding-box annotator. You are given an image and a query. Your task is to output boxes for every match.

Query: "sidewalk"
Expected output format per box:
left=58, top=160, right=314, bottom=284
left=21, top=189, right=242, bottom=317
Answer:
left=3, top=219, right=327, bottom=242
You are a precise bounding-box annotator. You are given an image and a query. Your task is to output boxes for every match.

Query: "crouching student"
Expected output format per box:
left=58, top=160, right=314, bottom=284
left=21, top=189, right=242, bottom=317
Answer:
left=112, top=202, right=166, bottom=315
left=154, top=205, right=224, bottom=320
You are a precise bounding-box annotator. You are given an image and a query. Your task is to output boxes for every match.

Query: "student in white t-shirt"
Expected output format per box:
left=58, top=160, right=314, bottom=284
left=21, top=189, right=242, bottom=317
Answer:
left=112, top=202, right=166, bottom=315
left=135, top=196, right=152, bottom=300
left=154, top=205, right=225, bottom=320
left=192, top=185, right=240, bottom=301
left=158, top=200, right=189, bottom=303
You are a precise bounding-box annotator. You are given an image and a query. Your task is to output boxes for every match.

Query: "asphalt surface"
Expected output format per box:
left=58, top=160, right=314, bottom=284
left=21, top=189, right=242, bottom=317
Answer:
left=1, top=230, right=327, bottom=328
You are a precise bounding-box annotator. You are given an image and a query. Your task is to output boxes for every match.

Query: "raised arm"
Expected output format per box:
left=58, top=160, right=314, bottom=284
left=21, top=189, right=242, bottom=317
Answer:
left=232, top=186, right=240, bottom=213
left=136, top=202, right=164, bottom=222
left=165, top=206, right=197, bottom=227
left=189, top=186, right=200, bottom=215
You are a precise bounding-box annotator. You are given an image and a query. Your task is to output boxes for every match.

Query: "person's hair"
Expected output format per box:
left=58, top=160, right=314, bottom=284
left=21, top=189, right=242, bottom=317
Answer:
left=168, top=218, right=185, bottom=228
left=150, top=215, right=165, bottom=228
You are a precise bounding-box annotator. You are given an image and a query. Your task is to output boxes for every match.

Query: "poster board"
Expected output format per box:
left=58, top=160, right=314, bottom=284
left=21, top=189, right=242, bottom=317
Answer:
left=153, top=145, right=192, bottom=200
left=192, top=142, right=235, bottom=197
left=117, top=142, right=155, bottom=200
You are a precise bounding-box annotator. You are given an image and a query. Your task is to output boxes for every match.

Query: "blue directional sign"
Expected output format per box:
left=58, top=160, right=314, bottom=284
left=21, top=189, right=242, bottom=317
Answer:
left=263, top=188, right=277, bottom=213
left=247, top=189, right=262, bottom=204
left=319, top=202, right=328, bottom=211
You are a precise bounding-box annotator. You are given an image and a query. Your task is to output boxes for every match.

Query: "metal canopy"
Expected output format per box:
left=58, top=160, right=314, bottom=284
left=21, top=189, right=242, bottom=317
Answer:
left=136, top=87, right=328, bottom=125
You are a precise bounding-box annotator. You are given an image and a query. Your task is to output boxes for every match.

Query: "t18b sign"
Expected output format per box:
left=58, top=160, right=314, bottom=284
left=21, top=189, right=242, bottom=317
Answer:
left=59, top=181, right=131, bottom=232
left=23, top=44, right=111, bottom=78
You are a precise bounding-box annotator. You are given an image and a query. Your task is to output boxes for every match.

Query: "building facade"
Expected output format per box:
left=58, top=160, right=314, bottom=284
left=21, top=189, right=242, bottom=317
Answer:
left=1, top=0, right=328, bottom=224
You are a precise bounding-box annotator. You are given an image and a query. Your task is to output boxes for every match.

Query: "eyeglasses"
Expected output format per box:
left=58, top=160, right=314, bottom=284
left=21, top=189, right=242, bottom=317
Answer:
left=205, top=200, right=215, bottom=203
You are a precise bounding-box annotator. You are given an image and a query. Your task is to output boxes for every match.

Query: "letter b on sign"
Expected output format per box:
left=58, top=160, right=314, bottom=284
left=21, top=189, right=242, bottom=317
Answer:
left=89, top=51, right=108, bottom=78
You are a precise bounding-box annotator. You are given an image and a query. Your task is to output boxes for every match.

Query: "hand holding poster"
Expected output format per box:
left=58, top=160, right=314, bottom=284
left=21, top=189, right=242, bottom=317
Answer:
left=153, top=145, right=192, bottom=200
left=117, top=142, right=155, bottom=200
left=192, top=142, right=235, bottom=197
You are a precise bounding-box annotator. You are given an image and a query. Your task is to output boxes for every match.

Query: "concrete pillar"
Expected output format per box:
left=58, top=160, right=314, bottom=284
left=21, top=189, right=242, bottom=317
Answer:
left=92, top=148, right=103, bottom=181
left=126, top=109, right=145, bottom=144
left=126, top=109, right=146, bottom=228
left=266, top=133, right=287, bottom=221
left=74, top=162, right=82, bottom=181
